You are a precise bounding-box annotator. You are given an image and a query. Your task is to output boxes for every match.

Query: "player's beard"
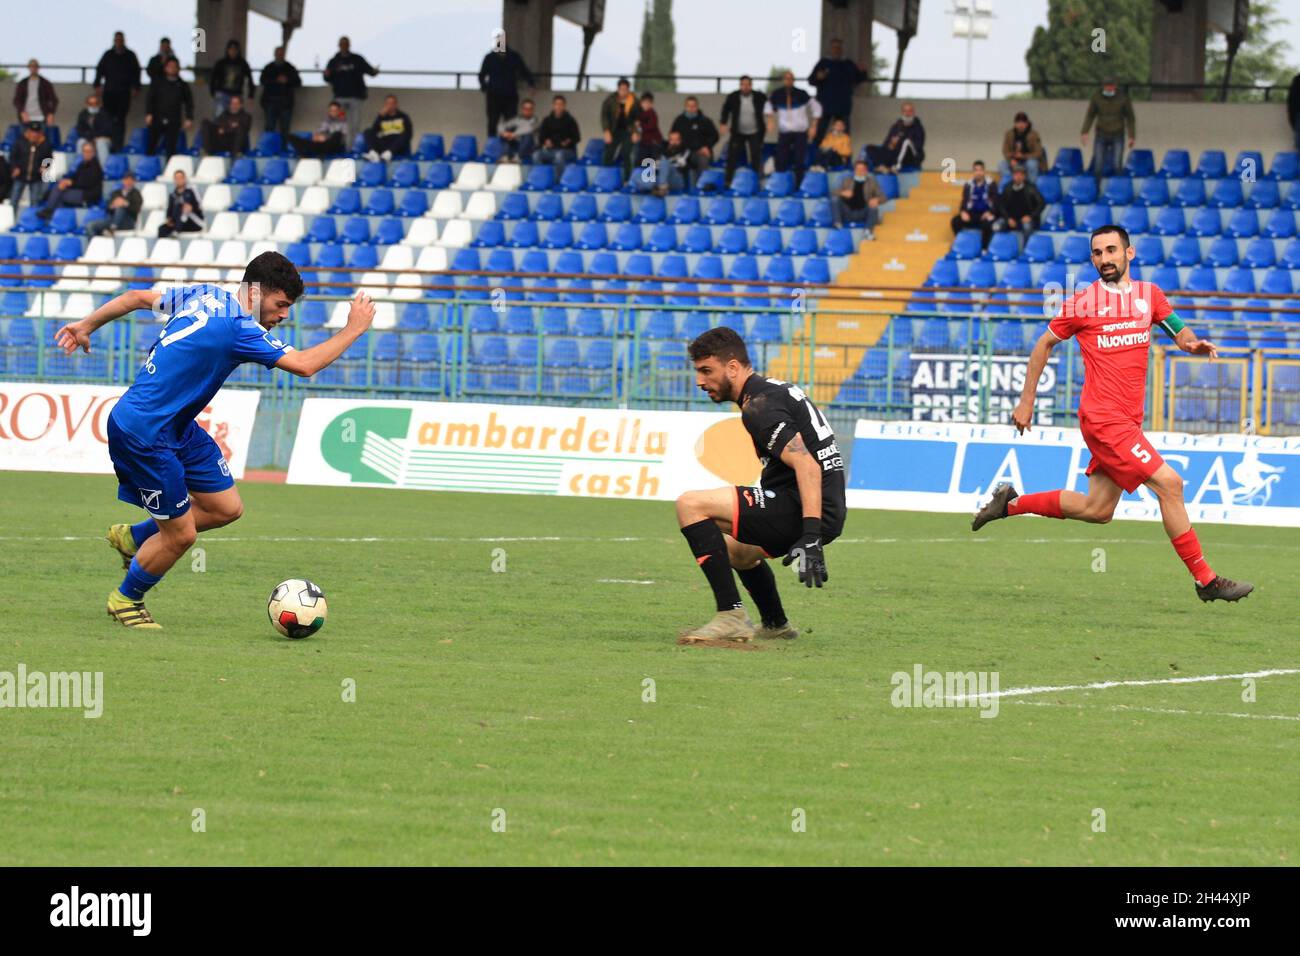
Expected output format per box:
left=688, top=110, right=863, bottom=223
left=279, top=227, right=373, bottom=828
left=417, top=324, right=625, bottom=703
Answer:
left=1099, top=259, right=1127, bottom=283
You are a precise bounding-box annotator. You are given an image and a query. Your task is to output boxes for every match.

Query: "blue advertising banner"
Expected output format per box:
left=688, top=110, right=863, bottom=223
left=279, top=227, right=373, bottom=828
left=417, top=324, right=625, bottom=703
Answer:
left=847, top=420, right=1300, bottom=526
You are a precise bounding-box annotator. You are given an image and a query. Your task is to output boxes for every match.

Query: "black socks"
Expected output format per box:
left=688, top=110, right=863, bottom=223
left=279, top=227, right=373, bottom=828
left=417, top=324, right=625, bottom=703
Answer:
left=736, top=561, right=787, bottom=628
left=680, top=519, right=743, bottom=612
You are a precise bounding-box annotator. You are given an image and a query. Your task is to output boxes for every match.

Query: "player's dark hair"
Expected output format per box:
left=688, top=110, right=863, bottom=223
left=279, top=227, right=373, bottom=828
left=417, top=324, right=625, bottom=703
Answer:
left=243, top=251, right=304, bottom=302
left=688, top=327, right=751, bottom=367
left=1090, top=224, right=1131, bottom=250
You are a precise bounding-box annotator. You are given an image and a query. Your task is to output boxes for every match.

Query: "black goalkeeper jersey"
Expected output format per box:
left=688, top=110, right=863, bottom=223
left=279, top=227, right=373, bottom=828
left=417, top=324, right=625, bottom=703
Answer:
left=738, top=374, right=847, bottom=536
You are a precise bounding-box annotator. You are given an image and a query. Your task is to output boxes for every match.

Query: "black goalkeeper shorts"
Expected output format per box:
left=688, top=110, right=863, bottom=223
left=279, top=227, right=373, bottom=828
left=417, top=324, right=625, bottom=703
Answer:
left=731, top=485, right=841, bottom=559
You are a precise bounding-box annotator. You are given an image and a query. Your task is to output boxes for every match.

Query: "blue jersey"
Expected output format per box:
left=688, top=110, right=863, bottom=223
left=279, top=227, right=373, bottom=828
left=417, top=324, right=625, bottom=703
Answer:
left=110, top=284, right=292, bottom=446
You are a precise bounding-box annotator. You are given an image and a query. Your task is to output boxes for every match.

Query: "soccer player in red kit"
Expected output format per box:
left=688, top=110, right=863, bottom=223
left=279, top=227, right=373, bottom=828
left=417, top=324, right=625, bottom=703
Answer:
left=972, top=225, right=1253, bottom=602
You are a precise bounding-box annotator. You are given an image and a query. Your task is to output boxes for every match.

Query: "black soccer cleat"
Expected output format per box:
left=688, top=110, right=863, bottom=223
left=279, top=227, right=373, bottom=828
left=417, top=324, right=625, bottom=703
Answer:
left=971, top=483, right=1019, bottom=532
left=1196, top=576, right=1254, bottom=603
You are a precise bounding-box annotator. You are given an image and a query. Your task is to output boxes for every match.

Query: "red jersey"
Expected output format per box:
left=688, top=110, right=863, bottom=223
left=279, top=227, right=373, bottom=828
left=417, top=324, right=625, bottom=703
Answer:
left=1048, top=279, right=1175, bottom=425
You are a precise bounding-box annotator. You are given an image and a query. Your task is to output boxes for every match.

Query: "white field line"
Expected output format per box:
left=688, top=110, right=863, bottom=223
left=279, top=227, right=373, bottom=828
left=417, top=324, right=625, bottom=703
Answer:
left=596, top=579, right=656, bottom=585
left=1013, top=699, right=1300, bottom=723
left=5, top=534, right=1298, bottom=551
left=947, top=668, right=1300, bottom=703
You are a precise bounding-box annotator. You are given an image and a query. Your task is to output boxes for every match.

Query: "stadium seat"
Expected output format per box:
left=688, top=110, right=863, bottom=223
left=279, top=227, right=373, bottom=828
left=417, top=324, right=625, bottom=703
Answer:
left=529, top=193, right=562, bottom=221
left=1034, top=175, right=1061, bottom=205
left=1167, top=236, right=1203, bottom=267
left=470, top=220, right=505, bottom=248
left=799, top=258, right=831, bottom=284
left=728, top=255, right=759, bottom=282
left=1261, top=269, right=1294, bottom=295
left=486, top=163, right=521, bottom=192
left=761, top=171, right=793, bottom=198
left=327, top=187, right=361, bottom=215
left=634, top=195, right=666, bottom=224
left=752, top=227, right=784, bottom=256
left=591, top=166, right=623, bottom=193
left=1050, top=148, right=1083, bottom=177
left=1239, top=238, right=1276, bottom=269
left=416, top=134, right=446, bottom=161
left=542, top=221, right=574, bottom=249
left=947, top=230, right=981, bottom=261
left=1209, top=178, right=1243, bottom=208
left=1223, top=266, right=1257, bottom=294
left=1194, top=150, right=1227, bottom=179
left=1066, top=177, right=1098, bottom=205
left=610, top=223, right=642, bottom=251
left=668, top=197, right=700, bottom=225
left=1059, top=235, right=1091, bottom=264
left=1117, top=206, right=1149, bottom=236
left=365, top=189, right=396, bottom=216
left=1188, top=207, right=1222, bottom=237
left=601, top=193, right=633, bottom=223
left=716, top=226, right=748, bottom=254
left=1224, top=208, right=1259, bottom=238
left=506, top=220, right=540, bottom=248
left=575, top=222, right=607, bottom=250
left=258, top=157, right=290, bottom=185
left=788, top=228, right=819, bottom=257
left=727, top=168, right=758, bottom=197
left=1132, top=234, right=1164, bottom=265
left=646, top=224, right=677, bottom=252
left=557, top=165, right=588, bottom=192
left=682, top=225, right=713, bottom=253
left=1185, top=265, right=1218, bottom=293
left=823, top=228, right=855, bottom=257
left=448, top=135, right=478, bottom=163
left=564, top=194, right=596, bottom=223
left=423, top=163, right=454, bottom=189
left=1244, top=179, right=1280, bottom=210
left=1268, top=151, right=1300, bottom=181
left=702, top=197, right=734, bottom=225
left=1157, top=149, right=1191, bottom=178
left=399, top=190, right=429, bottom=217
left=1123, top=149, right=1155, bottom=178
left=1101, top=178, right=1133, bottom=206
left=773, top=200, right=805, bottom=228
left=1203, top=237, right=1239, bottom=268
left=1151, top=207, right=1186, bottom=236
left=1079, top=204, right=1112, bottom=234
left=795, top=171, right=828, bottom=199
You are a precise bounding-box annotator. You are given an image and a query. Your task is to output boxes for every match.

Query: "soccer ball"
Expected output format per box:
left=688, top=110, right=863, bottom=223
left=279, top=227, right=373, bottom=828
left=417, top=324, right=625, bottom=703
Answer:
left=267, top=579, right=328, bottom=639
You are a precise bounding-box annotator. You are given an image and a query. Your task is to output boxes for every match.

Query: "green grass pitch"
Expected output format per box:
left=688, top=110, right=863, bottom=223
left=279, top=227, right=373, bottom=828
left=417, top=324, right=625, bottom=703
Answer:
left=1, top=470, right=1296, bottom=866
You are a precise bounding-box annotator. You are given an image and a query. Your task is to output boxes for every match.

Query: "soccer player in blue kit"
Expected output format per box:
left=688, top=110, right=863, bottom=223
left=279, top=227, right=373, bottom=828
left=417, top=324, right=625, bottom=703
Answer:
left=53, top=251, right=375, bottom=629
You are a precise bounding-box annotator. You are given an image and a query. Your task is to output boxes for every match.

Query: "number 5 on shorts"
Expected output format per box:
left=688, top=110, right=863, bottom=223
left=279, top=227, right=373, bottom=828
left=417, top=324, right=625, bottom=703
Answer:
left=1131, top=442, right=1152, bottom=464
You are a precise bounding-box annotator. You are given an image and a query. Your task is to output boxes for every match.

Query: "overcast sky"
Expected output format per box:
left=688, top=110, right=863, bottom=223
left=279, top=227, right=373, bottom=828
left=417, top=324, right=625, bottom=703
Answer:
left=8, top=0, right=1300, bottom=99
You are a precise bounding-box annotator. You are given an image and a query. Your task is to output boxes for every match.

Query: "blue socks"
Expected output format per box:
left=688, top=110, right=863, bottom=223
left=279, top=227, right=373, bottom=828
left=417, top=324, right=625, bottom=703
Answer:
left=119, top=557, right=163, bottom=602
left=130, top=519, right=159, bottom=549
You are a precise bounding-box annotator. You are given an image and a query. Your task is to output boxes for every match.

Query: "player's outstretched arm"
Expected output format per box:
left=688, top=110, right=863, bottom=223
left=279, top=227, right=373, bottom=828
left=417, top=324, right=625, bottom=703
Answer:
left=276, top=291, right=375, bottom=377
left=54, top=289, right=162, bottom=354
left=1012, top=330, right=1059, bottom=434
left=778, top=433, right=829, bottom=588
left=1174, top=326, right=1218, bottom=359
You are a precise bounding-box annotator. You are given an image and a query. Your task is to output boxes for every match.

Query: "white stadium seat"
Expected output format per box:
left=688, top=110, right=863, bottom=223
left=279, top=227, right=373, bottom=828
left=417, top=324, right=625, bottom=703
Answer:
left=26, top=291, right=62, bottom=317
left=414, top=247, right=448, bottom=272
left=453, top=162, right=488, bottom=191
left=59, top=293, right=96, bottom=320
left=53, top=264, right=91, bottom=291
left=206, top=212, right=240, bottom=240
left=162, top=156, right=194, bottom=180
left=487, top=164, right=522, bottom=191
left=181, top=239, right=216, bottom=266
left=462, top=191, right=497, bottom=221
left=272, top=213, right=305, bottom=243
left=200, top=183, right=233, bottom=213
left=297, top=186, right=330, bottom=216
left=402, top=218, right=438, bottom=247
left=288, top=158, right=323, bottom=186
left=323, top=158, right=356, bottom=187
left=359, top=271, right=388, bottom=297
left=192, top=267, right=222, bottom=283
left=46, top=153, right=69, bottom=181
left=434, top=218, right=472, bottom=248
left=140, top=182, right=169, bottom=210
left=242, top=213, right=273, bottom=241
left=380, top=245, right=414, bottom=271
left=391, top=272, right=421, bottom=299
left=327, top=301, right=351, bottom=328
left=192, top=156, right=229, bottom=184
left=216, top=241, right=248, bottom=266
left=148, top=238, right=183, bottom=265
left=263, top=184, right=297, bottom=213
left=137, top=210, right=166, bottom=237
left=117, top=237, right=148, bottom=263
left=0, top=203, right=14, bottom=233
left=429, top=191, right=462, bottom=219
left=84, top=236, right=116, bottom=261
left=371, top=302, right=396, bottom=329
left=90, top=264, right=123, bottom=292
left=249, top=240, right=277, bottom=258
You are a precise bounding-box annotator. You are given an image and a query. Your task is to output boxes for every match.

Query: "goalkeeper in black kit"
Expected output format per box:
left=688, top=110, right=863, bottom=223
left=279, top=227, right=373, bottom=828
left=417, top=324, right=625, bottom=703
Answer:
left=674, top=328, right=846, bottom=643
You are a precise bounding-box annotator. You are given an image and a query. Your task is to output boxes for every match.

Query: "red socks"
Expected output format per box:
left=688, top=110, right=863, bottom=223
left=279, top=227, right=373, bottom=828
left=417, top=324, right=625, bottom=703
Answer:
left=1006, top=490, right=1064, bottom=519
left=1171, top=528, right=1216, bottom=586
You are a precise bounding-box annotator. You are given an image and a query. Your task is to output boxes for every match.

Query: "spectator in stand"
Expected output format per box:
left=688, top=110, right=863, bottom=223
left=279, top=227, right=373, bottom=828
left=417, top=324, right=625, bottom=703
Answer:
left=259, top=46, right=302, bottom=138
left=288, top=101, right=349, bottom=158
left=1289, top=70, right=1300, bottom=151
left=1081, top=77, right=1135, bottom=182
left=94, top=31, right=143, bottom=152
left=719, top=75, right=766, bottom=187
left=209, top=39, right=255, bottom=120
left=9, top=122, right=54, bottom=209
left=362, top=95, right=413, bottom=162
left=764, top=71, right=820, bottom=187
left=478, top=32, right=535, bottom=141
left=862, top=102, right=925, bottom=173
left=999, top=111, right=1045, bottom=183
left=950, top=160, right=999, bottom=249
left=75, top=93, right=115, bottom=169
left=833, top=159, right=883, bottom=237
left=808, top=38, right=867, bottom=142
left=14, top=60, right=58, bottom=134
left=200, top=94, right=252, bottom=156
left=145, top=57, right=193, bottom=158
left=323, top=36, right=379, bottom=140
left=992, top=163, right=1045, bottom=241
left=669, top=96, right=720, bottom=191
left=146, top=37, right=175, bottom=85
left=498, top=98, right=537, bottom=163
left=816, top=117, right=853, bottom=170
left=85, top=170, right=142, bottom=237
left=0, top=162, right=12, bottom=205
left=158, top=169, right=204, bottom=237
left=535, top=95, right=581, bottom=176
left=36, top=140, right=102, bottom=221
left=635, top=91, right=664, bottom=164
left=600, top=78, right=640, bottom=179
left=655, top=129, right=690, bottom=196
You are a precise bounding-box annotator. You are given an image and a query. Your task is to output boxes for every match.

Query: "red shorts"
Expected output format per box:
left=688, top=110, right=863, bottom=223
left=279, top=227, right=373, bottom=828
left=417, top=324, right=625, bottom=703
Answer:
left=1080, top=418, right=1164, bottom=493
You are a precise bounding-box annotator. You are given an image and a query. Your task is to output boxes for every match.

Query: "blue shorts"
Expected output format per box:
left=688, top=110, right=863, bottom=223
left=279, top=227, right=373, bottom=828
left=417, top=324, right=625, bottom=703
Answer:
left=107, top=416, right=234, bottom=520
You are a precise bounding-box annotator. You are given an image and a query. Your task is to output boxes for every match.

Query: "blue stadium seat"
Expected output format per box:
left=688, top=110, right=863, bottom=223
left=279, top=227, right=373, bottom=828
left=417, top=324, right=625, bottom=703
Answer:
left=229, top=184, right=264, bottom=211
left=808, top=200, right=833, bottom=228
left=365, top=189, right=395, bottom=216
left=1079, top=204, right=1113, bottom=234
left=1222, top=266, right=1256, bottom=294
left=1035, top=175, right=1062, bottom=205
left=1118, top=205, right=1149, bottom=235
left=796, top=171, right=828, bottom=199
left=1209, top=178, right=1243, bottom=208
left=773, top=200, right=805, bottom=227
left=999, top=261, right=1032, bottom=288
left=761, top=171, right=793, bottom=198
left=522, top=164, right=554, bottom=191
left=1241, top=238, right=1277, bottom=269
left=308, top=217, right=337, bottom=243
left=1157, top=149, right=1191, bottom=178
left=1020, top=232, right=1055, bottom=263
left=822, top=228, right=854, bottom=257
left=53, top=235, right=82, bottom=259
left=1194, top=149, right=1227, bottom=179
left=566, top=194, right=597, bottom=222
left=1101, top=178, right=1133, bottom=206
left=1224, top=208, right=1258, bottom=238
left=1243, top=180, right=1280, bottom=213
left=1185, top=265, right=1218, bottom=292
left=1187, top=207, right=1222, bottom=237
left=1149, top=265, right=1181, bottom=291
left=348, top=244, right=378, bottom=269
left=877, top=173, right=900, bottom=199
left=728, top=255, right=759, bottom=281
left=643, top=311, right=676, bottom=339
left=557, top=165, right=588, bottom=192
left=399, top=190, right=429, bottom=217
left=1123, top=149, right=1155, bottom=177
left=258, top=158, right=289, bottom=184
left=542, top=221, right=575, bottom=249
left=508, top=220, right=540, bottom=248
left=1059, top=235, right=1091, bottom=263
left=416, top=134, right=445, bottom=161
left=948, top=230, right=982, bottom=260
left=471, top=220, right=505, bottom=248
left=423, top=163, right=453, bottom=189
left=646, top=223, right=677, bottom=252
left=693, top=169, right=725, bottom=195
left=693, top=255, right=724, bottom=281
left=579, top=138, right=604, bottom=166
left=753, top=227, right=783, bottom=256
left=1167, top=236, right=1203, bottom=266
left=575, top=222, right=607, bottom=250
left=104, top=154, right=130, bottom=180
left=1050, top=148, right=1083, bottom=177
left=357, top=161, right=385, bottom=188
left=479, top=138, right=505, bottom=164
left=1203, top=237, right=1239, bottom=268
left=448, top=135, right=477, bottom=162
left=1136, top=178, right=1170, bottom=208
left=529, top=193, right=562, bottom=221
left=1066, top=177, right=1098, bottom=204
left=49, top=209, right=78, bottom=235
left=623, top=252, right=654, bottom=277
left=1261, top=268, right=1293, bottom=296
left=610, top=222, right=642, bottom=251
left=341, top=217, right=370, bottom=244
left=328, top=187, right=360, bottom=215
left=736, top=198, right=769, bottom=227
left=1268, top=152, right=1299, bottom=181
left=553, top=250, right=584, bottom=274
left=669, top=197, right=700, bottom=225
left=965, top=259, right=997, bottom=287
left=703, top=197, right=734, bottom=225
left=572, top=308, right=604, bottom=336
left=1132, top=234, right=1164, bottom=264
left=727, top=168, right=758, bottom=197
left=788, top=228, right=819, bottom=257
left=545, top=338, right=580, bottom=367
left=634, top=195, right=666, bottom=224
left=591, top=165, right=623, bottom=193
left=682, top=225, right=713, bottom=253
left=799, top=258, right=831, bottom=284
left=717, top=226, right=748, bottom=254
left=1152, top=207, right=1186, bottom=235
